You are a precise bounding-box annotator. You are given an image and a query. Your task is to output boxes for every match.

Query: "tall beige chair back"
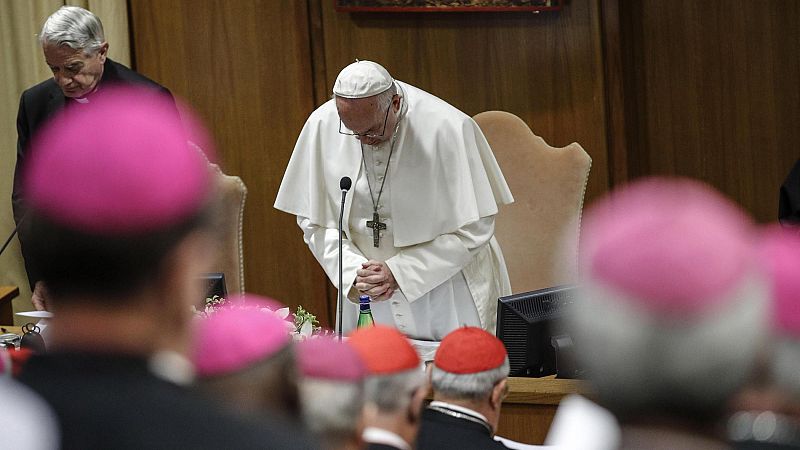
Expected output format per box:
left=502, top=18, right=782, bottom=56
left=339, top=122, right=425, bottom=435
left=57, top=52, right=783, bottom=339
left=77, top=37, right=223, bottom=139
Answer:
left=189, top=142, right=247, bottom=295
left=473, top=111, right=591, bottom=293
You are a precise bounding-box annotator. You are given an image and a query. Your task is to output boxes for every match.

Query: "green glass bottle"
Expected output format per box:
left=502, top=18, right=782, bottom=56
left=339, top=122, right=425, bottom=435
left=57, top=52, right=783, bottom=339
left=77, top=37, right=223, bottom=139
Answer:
left=357, top=295, right=375, bottom=328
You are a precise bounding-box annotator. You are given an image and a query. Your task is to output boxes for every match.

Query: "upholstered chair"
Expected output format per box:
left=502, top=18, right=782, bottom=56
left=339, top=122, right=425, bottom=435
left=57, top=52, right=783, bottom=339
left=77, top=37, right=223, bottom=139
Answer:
left=189, top=142, right=247, bottom=295
left=473, top=111, right=591, bottom=293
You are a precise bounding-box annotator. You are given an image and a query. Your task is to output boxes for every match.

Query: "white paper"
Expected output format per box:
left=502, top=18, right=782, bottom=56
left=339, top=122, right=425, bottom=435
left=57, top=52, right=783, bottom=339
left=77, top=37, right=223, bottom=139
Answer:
left=15, top=311, right=54, bottom=319
left=408, top=338, right=440, bottom=369
left=494, top=435, right=553, bottom=449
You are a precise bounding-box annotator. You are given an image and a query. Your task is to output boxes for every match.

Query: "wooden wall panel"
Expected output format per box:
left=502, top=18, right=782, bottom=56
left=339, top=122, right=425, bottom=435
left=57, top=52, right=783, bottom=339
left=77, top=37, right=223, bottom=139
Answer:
left=128, top=0, right=332, bottom=325
left=315, top=0, right=611, bottom=206
left=128, top=0, right=612, bottom=328
left=620, top=0, right=800, bottom=223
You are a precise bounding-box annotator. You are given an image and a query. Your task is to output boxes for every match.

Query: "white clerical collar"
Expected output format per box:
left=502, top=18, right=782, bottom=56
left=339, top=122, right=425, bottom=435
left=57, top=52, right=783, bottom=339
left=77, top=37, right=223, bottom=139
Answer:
left=362, top=426, right=411, bottom=450
left=429, top=400, right=490, bottom=423
left=148, top=350, right=195, bottom=386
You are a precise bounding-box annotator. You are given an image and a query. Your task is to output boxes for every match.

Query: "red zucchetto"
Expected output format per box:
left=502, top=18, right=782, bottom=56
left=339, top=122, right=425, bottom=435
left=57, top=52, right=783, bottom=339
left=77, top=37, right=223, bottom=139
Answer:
left=347, top=325, right=419, bottom=374
left=434, top=327, right=507, bottom=374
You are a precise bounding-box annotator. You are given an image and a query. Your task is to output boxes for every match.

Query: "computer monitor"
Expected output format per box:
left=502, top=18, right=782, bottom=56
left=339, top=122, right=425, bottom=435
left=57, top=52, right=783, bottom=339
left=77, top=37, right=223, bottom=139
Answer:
left=200, top=272, right=227, bottom=305
left=496, top=285, right=578, bottom=378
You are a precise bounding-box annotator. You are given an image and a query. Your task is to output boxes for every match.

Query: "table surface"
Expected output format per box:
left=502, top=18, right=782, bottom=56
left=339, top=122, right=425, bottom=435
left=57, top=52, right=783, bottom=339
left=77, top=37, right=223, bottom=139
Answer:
left=1, top=325, right=22, bottom=335
left=504, top=375, right=587, bottom=404
left=0, top=286, right=19, bottom=300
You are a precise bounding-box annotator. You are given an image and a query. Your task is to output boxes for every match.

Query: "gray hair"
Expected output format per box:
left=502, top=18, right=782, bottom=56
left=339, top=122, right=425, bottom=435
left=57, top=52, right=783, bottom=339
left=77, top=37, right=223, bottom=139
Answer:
left=39, top=6, right=105, bottom=54
left=372, top=83, right=397, bottom=115
left=431, top=358, right=510, bottom=401
left=770, top=338, right=800, bottom=401
left=333, top=83, right=398, bottom=118
left=364, top=368, right=425, bottom=414
left=199, top=344, right=300, bottom=418
left=569, top=272, right=768, bottom=421
left=299, top=379, right=364, bottom=445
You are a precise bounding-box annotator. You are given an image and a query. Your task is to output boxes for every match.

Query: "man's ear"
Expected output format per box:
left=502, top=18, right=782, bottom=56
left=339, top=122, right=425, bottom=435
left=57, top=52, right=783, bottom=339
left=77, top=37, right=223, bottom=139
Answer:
left=408, top=383, right=429, bottom=425
left=354, top=408, right=366, bottom=449
left=98, top=42, right=109, bottom=62
left=490, top=378, right=508, bottom=411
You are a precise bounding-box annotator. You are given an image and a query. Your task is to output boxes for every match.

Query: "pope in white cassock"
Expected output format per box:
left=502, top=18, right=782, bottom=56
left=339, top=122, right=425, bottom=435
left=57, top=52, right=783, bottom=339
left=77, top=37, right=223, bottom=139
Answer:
left=275, top=60, right=513, bottom=340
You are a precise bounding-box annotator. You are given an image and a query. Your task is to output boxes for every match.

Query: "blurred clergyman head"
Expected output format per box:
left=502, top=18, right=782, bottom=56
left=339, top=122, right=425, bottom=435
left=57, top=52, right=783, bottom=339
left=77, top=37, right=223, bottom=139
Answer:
left=564, top=178, right=768, bottom=433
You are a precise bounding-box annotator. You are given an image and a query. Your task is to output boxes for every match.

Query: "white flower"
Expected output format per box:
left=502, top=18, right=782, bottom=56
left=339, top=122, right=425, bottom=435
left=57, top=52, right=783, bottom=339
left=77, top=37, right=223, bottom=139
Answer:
left=299, top=320, right=313, bottom=338
left=275, top=307, right=291, bottom=320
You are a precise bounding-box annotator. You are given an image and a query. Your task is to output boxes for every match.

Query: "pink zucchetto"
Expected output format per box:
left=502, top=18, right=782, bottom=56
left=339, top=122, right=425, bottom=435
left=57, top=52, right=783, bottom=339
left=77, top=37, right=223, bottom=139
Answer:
left=22, top=87, right=212, bottom=234
left=297, top=338, right=366, bottom=382
left=581, top=177, right=755, bottom=317
left=193, top=295, right=292, bottom=377
left=758, top=227, right=800, bottom=337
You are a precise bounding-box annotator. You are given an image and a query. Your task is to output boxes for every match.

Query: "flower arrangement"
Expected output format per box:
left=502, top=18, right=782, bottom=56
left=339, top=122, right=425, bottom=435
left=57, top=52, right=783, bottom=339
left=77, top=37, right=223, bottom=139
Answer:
left=195, top=295, right=324, bottom=341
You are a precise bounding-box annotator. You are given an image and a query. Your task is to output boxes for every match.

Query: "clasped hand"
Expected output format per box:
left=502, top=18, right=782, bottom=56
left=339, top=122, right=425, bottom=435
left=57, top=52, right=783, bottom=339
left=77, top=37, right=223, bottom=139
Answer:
left=354, top=259, right=397, bottom=301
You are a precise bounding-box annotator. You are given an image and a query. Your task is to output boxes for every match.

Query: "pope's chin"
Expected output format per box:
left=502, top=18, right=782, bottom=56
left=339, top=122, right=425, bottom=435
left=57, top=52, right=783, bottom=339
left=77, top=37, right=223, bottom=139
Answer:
left=360, top=136, right=386, bottom=146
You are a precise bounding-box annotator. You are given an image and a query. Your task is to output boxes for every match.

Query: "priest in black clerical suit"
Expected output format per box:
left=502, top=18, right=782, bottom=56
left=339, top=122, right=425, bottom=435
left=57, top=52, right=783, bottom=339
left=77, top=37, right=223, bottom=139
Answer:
left=12, top=6, right=175, bottom=307
left=416, top=327, right=511, bottom=450
left=780, top=158, right=800, bottom=230
left=16, top=72, right=315, bottom=448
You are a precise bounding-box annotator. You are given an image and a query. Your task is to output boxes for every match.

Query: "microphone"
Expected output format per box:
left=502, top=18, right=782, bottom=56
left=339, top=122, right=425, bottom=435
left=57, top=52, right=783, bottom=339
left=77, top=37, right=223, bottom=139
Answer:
left=340, top=177, right=352, bottom=192
left=337, top=177, right=351, bottom=340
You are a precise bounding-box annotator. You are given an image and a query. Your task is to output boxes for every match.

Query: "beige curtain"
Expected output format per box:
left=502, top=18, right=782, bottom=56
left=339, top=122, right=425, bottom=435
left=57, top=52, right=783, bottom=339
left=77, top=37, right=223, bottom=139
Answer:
left=0, top=0, right=130, bottom=323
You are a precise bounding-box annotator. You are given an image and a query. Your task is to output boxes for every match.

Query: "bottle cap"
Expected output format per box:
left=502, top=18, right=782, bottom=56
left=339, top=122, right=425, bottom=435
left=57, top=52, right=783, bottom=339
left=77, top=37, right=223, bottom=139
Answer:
left=359, top=295, right=370, bottom=304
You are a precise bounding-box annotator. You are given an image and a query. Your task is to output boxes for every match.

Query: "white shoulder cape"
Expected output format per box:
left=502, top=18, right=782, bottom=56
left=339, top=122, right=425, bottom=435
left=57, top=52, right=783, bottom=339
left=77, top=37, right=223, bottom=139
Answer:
left=275, top=81, right=513, bottom=247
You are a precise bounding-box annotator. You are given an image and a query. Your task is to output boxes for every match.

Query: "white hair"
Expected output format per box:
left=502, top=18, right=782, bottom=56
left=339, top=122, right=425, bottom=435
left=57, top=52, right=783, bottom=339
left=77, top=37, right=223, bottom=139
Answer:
left=299, top=379, right=364, bottom=444
left=569, top=270, right=768, bottom=420
left=770, top=338, right=800, bottom=400
left=431, top=358, right=510, bottom=401
left=372, top=83, right=397, bottom=115
left=39, top=6, right=105, bottom=54
left=364, top=368, right=425, bottom=414
left=333, top=83, right=398, bottom=118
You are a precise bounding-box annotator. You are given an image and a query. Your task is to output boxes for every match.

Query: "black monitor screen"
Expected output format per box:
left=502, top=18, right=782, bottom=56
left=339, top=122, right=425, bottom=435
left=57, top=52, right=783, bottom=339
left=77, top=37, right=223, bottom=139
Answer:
left=496, top=285, right=576, bottom=377
left=200, top=272, right=227, bottom=306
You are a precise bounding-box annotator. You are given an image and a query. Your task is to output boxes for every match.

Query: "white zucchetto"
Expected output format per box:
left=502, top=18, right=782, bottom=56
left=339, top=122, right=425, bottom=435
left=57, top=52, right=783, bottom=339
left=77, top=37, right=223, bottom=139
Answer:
left=333, top=60, right=394, bottom=99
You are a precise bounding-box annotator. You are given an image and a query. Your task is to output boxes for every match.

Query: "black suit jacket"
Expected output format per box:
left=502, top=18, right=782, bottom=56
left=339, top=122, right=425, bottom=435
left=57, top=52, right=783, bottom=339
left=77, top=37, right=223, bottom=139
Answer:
left=416, top=408, right=509, bottom=450
left=18, top=352, right=317, bottom=449
left=12, top=58, right=174, bottom=289
left=780, top=159, right=800, bottom=226
left=366, top=444, right=406, bottom=450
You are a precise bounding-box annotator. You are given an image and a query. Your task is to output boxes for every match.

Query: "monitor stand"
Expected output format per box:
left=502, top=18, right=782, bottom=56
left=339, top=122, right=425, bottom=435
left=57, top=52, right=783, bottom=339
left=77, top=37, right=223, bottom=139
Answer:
left=551, top=334, right=581, bottom=379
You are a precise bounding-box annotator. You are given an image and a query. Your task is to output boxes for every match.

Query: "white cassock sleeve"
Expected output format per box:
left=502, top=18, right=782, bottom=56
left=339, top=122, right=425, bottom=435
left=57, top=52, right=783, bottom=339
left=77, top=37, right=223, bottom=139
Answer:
left=297, top=215, right=496, bottom=304
left=385, top=215, right=496, bottom=302
left=297, top=216, right=367, bottom=301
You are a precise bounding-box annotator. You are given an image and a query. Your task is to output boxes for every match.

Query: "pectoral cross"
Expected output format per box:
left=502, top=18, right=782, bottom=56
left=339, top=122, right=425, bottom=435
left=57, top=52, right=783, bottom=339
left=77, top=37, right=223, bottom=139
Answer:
left=366, top=211, right=387, bottom=247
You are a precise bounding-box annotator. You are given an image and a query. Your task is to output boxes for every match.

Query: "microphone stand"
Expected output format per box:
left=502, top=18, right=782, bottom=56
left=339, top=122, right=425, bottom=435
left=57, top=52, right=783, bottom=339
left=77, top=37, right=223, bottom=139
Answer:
left=337, top=177, right=351, bottom=341
left=338, top=190, right=345, bottom=341
left=0, top=213, right=27, bottom=258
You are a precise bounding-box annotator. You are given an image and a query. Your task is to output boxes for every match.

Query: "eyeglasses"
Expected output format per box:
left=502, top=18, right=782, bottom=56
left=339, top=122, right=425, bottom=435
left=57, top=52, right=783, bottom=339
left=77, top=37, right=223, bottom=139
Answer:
left=338, top=101, right=393, bottom=138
